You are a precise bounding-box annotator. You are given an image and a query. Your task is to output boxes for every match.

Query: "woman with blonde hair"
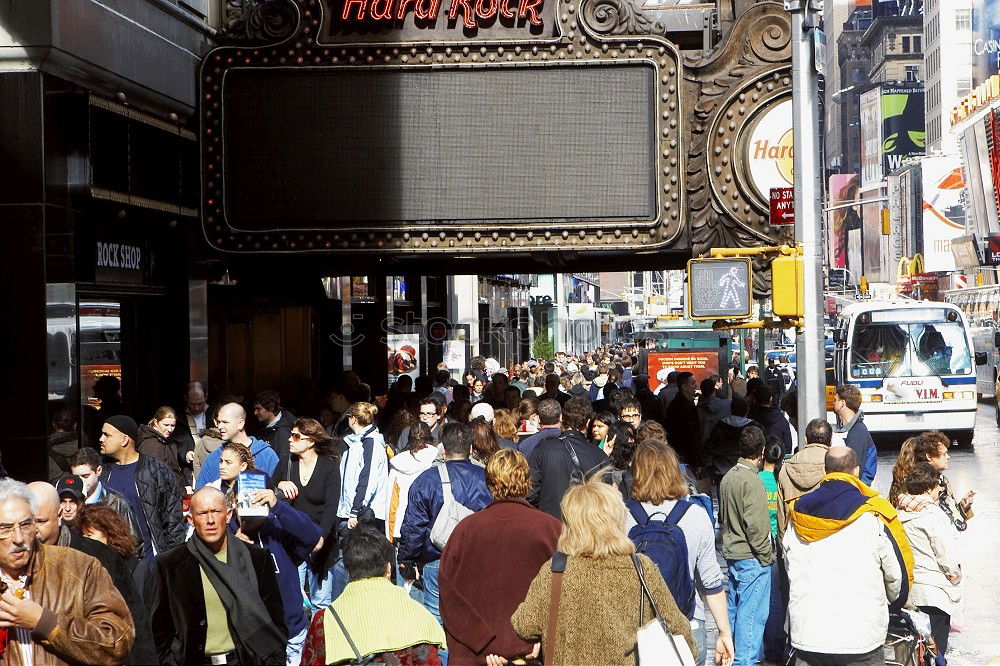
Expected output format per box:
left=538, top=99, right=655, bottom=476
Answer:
left=339, top=402, right=389, bottom=532
left=138, top=406, right=184, bottom=490
left=492, top=408, right=519, bottom=448
left=628, top=439, right=734, bottom=666
left=440, top=450, right=560, bottom=665
left=512, top=475, right=695, bottom=665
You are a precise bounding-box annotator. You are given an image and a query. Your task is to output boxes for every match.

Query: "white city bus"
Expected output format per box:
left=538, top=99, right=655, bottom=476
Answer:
left=831, top=300, right=983, bottom=446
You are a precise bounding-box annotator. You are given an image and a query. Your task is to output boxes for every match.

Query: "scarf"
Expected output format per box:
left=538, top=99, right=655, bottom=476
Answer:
left=323, top=578, right=445, bottom=663
left=186, top=536, right=286, bottom=663
left=788, top=472, right=914, bottom=591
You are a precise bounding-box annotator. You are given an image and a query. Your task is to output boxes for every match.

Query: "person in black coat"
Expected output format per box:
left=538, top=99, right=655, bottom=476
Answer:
left=747, top=384, right=793, bottom=455
left=663, top=372, right=701, bottom=468
left=527, top=397, right=609, bottom=520
left=150, top=487, right=287, bottom=666
left=254, top=390, right=296, bottom=462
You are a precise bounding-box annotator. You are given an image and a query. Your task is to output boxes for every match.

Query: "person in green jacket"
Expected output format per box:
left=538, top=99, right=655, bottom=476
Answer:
left=719, top=425, right=774, bottom=666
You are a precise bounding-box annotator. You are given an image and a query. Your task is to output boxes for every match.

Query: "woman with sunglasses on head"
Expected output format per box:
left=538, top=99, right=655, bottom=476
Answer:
left=274, top=418, right=343, bottom=612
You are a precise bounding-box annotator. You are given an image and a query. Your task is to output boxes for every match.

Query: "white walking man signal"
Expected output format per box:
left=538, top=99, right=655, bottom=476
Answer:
left=718, top=266, right=747, bottom=310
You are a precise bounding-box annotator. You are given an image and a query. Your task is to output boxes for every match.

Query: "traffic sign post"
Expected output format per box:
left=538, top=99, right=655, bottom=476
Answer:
left=769, top=187, right=795, bottom=226
left=687, top=258, right=753, bottom=321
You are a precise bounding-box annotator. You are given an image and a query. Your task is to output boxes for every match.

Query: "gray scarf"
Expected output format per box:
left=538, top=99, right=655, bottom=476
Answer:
left=186, top=535, right=286, bottom=663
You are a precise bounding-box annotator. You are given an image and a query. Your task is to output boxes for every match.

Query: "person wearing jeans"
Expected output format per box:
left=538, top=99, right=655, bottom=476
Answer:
left=726, top=558, right=772, bottom=663
left=718, top=426, right=775, bottom=666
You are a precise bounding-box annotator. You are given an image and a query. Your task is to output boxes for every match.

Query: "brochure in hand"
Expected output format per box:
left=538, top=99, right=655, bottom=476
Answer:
left=237, top=472, right=269, bottom=517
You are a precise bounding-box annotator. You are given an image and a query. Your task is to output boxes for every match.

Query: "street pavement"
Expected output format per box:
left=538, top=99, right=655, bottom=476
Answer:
left=868, top=402, right=1000, bottom=664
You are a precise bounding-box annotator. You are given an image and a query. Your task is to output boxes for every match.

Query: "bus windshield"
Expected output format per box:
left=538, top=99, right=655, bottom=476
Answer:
left=850, top=321, right=972, bottom=379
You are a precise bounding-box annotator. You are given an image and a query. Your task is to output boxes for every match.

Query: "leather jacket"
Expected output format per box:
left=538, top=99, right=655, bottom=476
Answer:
left=1, top=544, right=134, bottom=666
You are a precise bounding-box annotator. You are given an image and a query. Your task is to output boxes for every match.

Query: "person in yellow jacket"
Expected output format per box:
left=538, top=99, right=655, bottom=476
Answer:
left=783, top=446, right=914, bottom=664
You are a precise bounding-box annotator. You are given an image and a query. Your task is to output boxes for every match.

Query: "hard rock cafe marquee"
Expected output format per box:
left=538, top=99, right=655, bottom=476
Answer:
left=202, top=0, right=795, bottom=268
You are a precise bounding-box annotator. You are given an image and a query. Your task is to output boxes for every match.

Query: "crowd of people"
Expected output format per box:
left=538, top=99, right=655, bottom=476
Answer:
left=12, top=347, right=974, bottom=665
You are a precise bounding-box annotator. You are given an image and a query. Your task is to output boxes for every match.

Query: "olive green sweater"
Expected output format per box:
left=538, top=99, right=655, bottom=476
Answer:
left=719, top=458, right=775, bottom=565
left=511, top=553, right=695, bottom=665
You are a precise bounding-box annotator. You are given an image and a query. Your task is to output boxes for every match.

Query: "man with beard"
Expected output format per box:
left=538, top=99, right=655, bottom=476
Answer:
left=0, top=479, right=134, bottom=664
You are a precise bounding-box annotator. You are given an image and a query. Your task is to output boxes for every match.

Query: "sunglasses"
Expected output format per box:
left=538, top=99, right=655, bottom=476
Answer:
left=289, top=432, right=312, bottom=442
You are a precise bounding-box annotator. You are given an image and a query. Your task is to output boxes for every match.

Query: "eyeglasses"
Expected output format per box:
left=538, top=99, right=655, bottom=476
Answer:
left=419, top=411, right=438, bottom=417
left=620, top=412, right=641, bottom=420
left=0, top=519, right=35, bottom=540
left=289, top=432, right=312, bottom=442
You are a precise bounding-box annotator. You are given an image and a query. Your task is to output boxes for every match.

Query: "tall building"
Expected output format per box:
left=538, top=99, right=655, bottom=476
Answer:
left=924, top=0, right=975, bottom=154
left=824, top=0, right=856, bottom=175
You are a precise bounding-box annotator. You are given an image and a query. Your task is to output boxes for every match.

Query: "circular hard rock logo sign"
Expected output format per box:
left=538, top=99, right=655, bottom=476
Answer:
left=746, top=98, right=794, bottom=201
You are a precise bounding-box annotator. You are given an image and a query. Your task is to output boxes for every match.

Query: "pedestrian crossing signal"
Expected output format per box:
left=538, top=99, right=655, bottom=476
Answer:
left=687, top=258, right=753, bottom=320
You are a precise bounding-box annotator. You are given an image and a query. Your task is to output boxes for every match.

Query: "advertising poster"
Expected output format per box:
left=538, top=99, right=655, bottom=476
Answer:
left=645, top=352, right=720, bottom=392
left=443, top=339, right=466, bottom=371
left=387, top=333, right=420, bottom=387
left=860, top=88, right=883, bottom=189
left=828, top=174, right=861, bottom=272
left=862, top=196, right=884, bottom=282
left=880, top=86, right=925, bottom=173
left=746, top=98, right=794, bottom=201
left=922, top=156, right=968, bottom=272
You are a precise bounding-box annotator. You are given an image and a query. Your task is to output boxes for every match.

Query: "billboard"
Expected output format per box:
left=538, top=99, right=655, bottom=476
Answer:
left=645, top=351, right=720, bottom=392
left=922, top=156, right=968, bottom=272
left=860, top=88, right=883, bottom=188
left=828, top=174, right=862, bottom=274
left=880, top=86, right=925, bottom=173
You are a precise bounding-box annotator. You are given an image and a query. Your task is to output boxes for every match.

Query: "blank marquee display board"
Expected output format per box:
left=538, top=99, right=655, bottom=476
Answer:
left=222, top=65, right=657, bottom=229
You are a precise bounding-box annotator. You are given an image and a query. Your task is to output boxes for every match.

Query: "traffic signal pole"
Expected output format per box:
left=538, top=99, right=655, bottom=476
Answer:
left=787, top=0, right=827, bottom=432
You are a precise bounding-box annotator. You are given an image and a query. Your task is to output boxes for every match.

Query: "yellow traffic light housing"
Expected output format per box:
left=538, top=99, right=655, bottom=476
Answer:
left=771, top=253, right=804, bottom=318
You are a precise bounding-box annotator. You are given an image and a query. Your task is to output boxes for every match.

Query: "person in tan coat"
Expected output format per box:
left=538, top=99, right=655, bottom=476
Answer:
left=0, top=478, right=134, bottom=665
left=512, top=476, right=695, bottom=665
left=776, top=418, right=832, bottom=540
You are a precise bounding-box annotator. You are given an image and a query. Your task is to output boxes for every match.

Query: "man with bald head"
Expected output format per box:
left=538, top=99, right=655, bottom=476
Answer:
left=28, top=481, right=158, bottom=664
left=98, top=414, right=185, bottom=558
left=783, top=446, right=914, bottom=664
left=151, top=487, right=286, bottom=665
left=195, top=403, right=279, bottom=489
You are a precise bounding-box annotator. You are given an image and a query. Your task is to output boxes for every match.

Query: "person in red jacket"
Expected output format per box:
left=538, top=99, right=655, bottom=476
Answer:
left=439, top=450, right=560, bottom=665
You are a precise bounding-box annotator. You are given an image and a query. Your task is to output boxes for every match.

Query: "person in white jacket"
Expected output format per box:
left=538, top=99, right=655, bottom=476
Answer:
left=897, top=462, right=961, bottom=663
left=783, top=447, right=911, bottom=665
left=386, top=422, right=441, bottom=540
left=339, top=402, right=389, bottom=530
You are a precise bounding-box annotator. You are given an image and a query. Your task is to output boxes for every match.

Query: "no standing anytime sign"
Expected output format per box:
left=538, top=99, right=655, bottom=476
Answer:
left=769, top=187, right=794, bottom=226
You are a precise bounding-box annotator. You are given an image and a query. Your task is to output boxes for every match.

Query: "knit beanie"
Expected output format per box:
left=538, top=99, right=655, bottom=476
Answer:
left=104, top=414, right=139, bottom=443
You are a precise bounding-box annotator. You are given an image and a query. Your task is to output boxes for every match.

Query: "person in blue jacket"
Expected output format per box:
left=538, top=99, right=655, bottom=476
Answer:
left=234, top=486, right=322, bottom=666
left=833, top=385, right=878, bottom=486
left=195, top=403, right=279, bottom=489
left=397, top=422, right=492, bottom=631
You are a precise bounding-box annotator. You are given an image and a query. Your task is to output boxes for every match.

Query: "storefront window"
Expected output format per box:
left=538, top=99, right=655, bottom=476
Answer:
left=79, top=301, right=123, bottom=410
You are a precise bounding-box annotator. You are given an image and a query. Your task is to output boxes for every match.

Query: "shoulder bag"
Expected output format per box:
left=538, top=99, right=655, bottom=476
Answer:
left=630, top=554, right=695, bottom=666
left=329, top=606, right=376, bottom=665
left=542, top=552, right=567, bottom=666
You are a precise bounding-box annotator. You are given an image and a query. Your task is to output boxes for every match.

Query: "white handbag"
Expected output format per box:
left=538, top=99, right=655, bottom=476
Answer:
left=631, top=554, right=696, bottom=666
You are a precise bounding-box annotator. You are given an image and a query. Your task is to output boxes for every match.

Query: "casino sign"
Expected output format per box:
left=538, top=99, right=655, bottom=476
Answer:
left=203, top=0, right=792, bottom=260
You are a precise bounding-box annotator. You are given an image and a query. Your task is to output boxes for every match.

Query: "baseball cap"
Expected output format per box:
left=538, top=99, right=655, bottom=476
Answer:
left=56, top=474, right=84, bottom=500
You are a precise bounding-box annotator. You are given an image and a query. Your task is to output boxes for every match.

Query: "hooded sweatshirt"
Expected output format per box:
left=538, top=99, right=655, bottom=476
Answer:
left=748, top=405, right=793, bottom=455
left=386, top=445, right=441, bottom=539
left=776, top=443, right=829, bottom=539
left=339, top=425, right=389, bottom=521
left=896, top=493, right=962, bottom=615
left=784, top=474, right=914, bottom=655
left=195, top=436, right=278, bottom=489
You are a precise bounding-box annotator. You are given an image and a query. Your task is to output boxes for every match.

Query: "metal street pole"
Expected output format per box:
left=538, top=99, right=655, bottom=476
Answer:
left=787, top=0, right=826, bottom=434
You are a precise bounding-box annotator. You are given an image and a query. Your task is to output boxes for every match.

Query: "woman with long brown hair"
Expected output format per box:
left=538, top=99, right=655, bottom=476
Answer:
left=469, top=418, right=500, bottom=466
left=79, top=503, right=139, bottom=561
left=274, top=417, right=343, bottom=610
